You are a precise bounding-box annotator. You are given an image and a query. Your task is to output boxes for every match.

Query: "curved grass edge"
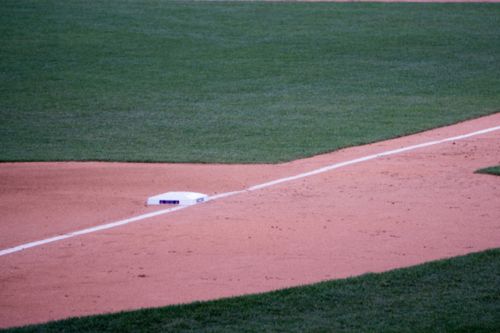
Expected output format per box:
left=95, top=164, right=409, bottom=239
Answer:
left=3, top=248, right=500, bottom=332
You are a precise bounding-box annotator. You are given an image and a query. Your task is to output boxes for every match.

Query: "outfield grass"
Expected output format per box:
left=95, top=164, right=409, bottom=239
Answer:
left=1, top=1, right=499, bottom=163
left=476, top=165, right=500, bottom=176
left=3, top=249, right=499, bottom=332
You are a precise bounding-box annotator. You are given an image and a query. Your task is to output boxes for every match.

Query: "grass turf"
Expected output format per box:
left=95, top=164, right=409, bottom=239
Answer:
left=476, top=165, right=500, bottom=176
left=3, top=249, right=500, bottom=332
left=1, top=1, right=499, bottom=163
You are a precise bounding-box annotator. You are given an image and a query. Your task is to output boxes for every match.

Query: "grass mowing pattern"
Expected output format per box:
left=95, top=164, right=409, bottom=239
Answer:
left=476, top=165, right=500, bottom=176
left=1, top=1, right=500, bottom=163
left=3, top=249, right=499, bottom=332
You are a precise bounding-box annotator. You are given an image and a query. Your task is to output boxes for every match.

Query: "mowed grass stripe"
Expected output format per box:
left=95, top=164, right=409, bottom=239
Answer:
left=1, top=1, right=499, bottom=163
left=3, top=249, right=500, bottom=332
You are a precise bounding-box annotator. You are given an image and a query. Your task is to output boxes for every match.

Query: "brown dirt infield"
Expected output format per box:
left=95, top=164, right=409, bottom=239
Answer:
left=1, top=113, right=499, bottom=328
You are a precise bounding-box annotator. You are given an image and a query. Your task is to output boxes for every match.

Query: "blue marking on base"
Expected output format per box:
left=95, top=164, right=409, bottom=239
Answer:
left=159, top=200, right=180, bottom=205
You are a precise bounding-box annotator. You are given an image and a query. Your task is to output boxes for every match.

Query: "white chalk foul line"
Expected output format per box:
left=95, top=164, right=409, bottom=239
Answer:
left=1, top=124, right=499, bottom=257
left=0, top=205, right=188, bottom=257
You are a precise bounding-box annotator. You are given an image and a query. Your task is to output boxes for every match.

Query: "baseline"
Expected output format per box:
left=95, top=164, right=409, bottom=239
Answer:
left=1, top=124, right=499, bottom=257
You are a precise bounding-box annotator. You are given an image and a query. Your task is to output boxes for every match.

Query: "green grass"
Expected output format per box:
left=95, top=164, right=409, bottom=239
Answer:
left=1, top=1, right=499, bottom=163
left=3, top=249, right=499, bottom=332
left=476, top=165, right=500, bottom=176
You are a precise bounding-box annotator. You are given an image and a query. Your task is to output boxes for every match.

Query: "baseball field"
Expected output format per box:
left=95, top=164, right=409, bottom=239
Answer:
left=1, top=0, right=499, bottom=332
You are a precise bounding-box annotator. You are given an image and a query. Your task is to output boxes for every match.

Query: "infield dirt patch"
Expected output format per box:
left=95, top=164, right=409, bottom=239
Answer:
left=1, top=113, right=499, bottom=328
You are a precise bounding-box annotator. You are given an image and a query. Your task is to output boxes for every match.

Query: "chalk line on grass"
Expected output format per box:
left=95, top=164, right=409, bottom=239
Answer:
left=1, top=124, right=499, bottom=257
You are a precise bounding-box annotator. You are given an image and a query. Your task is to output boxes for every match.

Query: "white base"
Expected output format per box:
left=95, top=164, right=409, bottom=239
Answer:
left=147, top=191, right=208, bottom=206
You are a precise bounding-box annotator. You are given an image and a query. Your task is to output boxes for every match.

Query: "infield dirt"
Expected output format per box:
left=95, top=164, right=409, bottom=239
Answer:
left=1, top=112, right=499, bottom=328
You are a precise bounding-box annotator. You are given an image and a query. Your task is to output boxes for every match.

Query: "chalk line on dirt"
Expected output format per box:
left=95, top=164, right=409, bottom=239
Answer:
left=1, top=124, right=499, bottom=257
